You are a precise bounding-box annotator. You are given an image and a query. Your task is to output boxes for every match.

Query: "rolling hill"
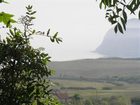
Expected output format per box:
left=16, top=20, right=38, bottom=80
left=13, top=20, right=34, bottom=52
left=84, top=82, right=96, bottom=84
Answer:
left=49, top=58, right=140, bottom=79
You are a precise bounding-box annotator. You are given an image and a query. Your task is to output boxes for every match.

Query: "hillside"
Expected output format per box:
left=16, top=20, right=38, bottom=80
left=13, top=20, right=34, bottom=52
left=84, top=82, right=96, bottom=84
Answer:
left=49, top=58, right=140, bottom=79
left=96, top=19, right=140, bottom=58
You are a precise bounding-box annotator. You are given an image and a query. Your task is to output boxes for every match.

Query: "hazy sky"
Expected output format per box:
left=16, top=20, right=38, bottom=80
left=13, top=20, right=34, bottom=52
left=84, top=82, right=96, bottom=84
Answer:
left=1, top=0, right=134, bottom=61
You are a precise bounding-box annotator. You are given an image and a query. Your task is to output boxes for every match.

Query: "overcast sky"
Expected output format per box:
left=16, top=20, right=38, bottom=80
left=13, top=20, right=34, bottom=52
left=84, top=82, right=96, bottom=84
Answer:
left=1, top=0, right=134, bottom=61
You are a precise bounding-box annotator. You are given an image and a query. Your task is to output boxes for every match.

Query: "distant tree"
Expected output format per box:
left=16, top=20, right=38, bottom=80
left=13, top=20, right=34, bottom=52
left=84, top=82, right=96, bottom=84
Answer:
left=72, top=94, right=81, bottom=101
left=98, top=0, right=140, bottom=33
left=71, top=94, right=82, bottom=105
left=0, top=4, right=62, bottom=105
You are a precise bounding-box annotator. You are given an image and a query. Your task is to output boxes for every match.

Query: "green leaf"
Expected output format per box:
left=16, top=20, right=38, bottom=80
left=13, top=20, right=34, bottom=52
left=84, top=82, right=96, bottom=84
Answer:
left=47, top=29, right=50, bottom=36
left=127, top=5, right=135, bottom=14
left=0, top=0, right=8, bottom=3
left=9, top=29, right=14, bottom=35
left=56, top=38, right=62, bottom=44
left=0, top=0, right=3, bottom=3
left=123, top=0, right=126, bottom=3
left=31, top=17, right=36, bottom=20
left=99, top=2, right=103, bottom=9
left=117, top=23, right=123, bottom=33
left=113, top=0, right=118, bottom=5
left=113, top=15, right=119, bottom=18
left=122, top=10, right=127, bottom=23
left=0, top=12, right=16, bottom=27
left=107, top=9, right=112, bottom=11
left=132, top=3, right=139, bottom=12
left=120, top=17, right=126, bottom=30
left=32, top=30, right=36, bottom=34
left=116, top=8, right=122, bottom=14
left=111, top=20, right=117, bottom=24
left=139, top=11, right=140, bottom=19
left=53, top=32, right=58, bottom=38
left=30, top=11, right=36, bottom=15
left=114, top=25, right=118, bottom=33
left=50, top=37, right=54, bottom=42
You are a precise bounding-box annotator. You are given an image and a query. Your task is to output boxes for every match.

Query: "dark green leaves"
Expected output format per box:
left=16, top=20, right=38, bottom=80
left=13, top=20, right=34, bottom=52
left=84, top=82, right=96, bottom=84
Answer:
left=120, top=17, right=126, bottom=30
left=105, top=5, right=127, bottom=33
left=139, top=10, right=140, bottom=19
left=114, top=25, right=118, bottom=33
left=19, top=6, right=62, bottom=44
left=126, top=0, right=140, bottom=14
left=0, top=0, right=8, bottom=3
left=26, top=5, right=36, bottom=17
left=113, top=17, right=127, bottom=34
left=99, top=0, right=117, bottom=9
left=114, top=23, right=124, bottom=34
left=47, top=29, right=50, bottom=36
left=0, top=5, right=61, bottom=105
left=98, top=0, right=140, bottom=33
left=122, top=10, right=127, bottom=23
left=117, top=23, right=123, bottom=33
left=50, top=32, right=62, bottom=44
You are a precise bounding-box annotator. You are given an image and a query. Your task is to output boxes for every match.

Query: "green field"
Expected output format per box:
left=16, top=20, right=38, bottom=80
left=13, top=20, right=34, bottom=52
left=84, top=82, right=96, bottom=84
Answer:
left=53, top=79, right=140, bottom=98
left=54, top=79, right=114, bottom=89
left=49, top=58, right=140, bottom=79
left=50, top=58, right=140, bottom=104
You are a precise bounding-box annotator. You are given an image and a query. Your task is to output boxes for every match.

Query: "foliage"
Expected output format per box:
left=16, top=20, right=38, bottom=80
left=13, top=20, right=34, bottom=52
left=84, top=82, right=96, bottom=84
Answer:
left=98, top=0, right=140, bottom=33
left=0, top=0, right=8, bottom=3
left=66, top=95, right=131, bottom=105
left=0, top=12, right=16, bottom=27
left=72, top=94, right=81, bottom=101
left=0, top=1, right=16, bottom=27
left=0, top=5, right=61, bottom=105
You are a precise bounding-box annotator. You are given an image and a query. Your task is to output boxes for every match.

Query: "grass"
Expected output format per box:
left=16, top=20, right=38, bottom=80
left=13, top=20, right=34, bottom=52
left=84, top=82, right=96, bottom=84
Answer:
left=53, top=79, right=140, bottom=98
left=50, top=58, right=140, bottom=79
left=50, top=58, right=140, bottom=98
left=53, top=79, right=115, bottom=89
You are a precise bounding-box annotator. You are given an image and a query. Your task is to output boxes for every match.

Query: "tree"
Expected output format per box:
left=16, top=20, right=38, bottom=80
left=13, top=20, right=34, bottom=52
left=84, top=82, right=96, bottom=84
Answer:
left=0, top=4, right=62, bottom=105
left=98, top=0, right=140, bottom=33
left=71, top=94, right=82, bottom=105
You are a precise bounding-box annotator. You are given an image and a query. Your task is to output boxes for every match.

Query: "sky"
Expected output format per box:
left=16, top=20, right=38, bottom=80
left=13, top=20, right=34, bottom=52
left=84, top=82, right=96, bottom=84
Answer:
left=0, top=0, right=126, bottom=61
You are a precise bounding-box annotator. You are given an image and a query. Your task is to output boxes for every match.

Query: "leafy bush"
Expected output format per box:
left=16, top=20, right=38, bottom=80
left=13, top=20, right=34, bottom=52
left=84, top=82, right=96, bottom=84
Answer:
left=0, top=5, right=61, bottom=105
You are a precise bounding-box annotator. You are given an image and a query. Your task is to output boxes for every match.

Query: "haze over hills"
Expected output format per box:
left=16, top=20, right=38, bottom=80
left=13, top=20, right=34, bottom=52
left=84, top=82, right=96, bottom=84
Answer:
left=96, top=19, right=140, bottom=58
left=49, top=19, right=140, bottom=79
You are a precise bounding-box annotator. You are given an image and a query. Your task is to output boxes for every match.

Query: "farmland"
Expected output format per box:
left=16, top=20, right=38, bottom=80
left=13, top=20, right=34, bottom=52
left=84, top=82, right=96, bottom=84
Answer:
left=52, top=79, right=140, bottom=97
left=49, top=58, right=140, bottom=105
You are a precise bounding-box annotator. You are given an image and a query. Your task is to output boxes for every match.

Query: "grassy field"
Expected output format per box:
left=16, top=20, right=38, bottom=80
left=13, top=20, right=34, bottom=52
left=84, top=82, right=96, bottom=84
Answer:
left=53, top=79, right=115, bottom=89
left=53, top=79, right=140, bottom=98
left=50, top=58, right=140, bottom=100
left=49, top=58, right=140, bottom=78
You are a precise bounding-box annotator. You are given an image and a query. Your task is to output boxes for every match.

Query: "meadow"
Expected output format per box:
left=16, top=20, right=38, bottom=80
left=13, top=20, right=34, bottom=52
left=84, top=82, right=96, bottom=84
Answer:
left=49, top=58, right=140, bottom=104
left=53, top=79, right=140, bottom=98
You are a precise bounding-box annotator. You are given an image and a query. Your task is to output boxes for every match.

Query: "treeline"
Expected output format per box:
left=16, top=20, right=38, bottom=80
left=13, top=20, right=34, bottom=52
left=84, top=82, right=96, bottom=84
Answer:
left=101, top=75, right=140, bottom=84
